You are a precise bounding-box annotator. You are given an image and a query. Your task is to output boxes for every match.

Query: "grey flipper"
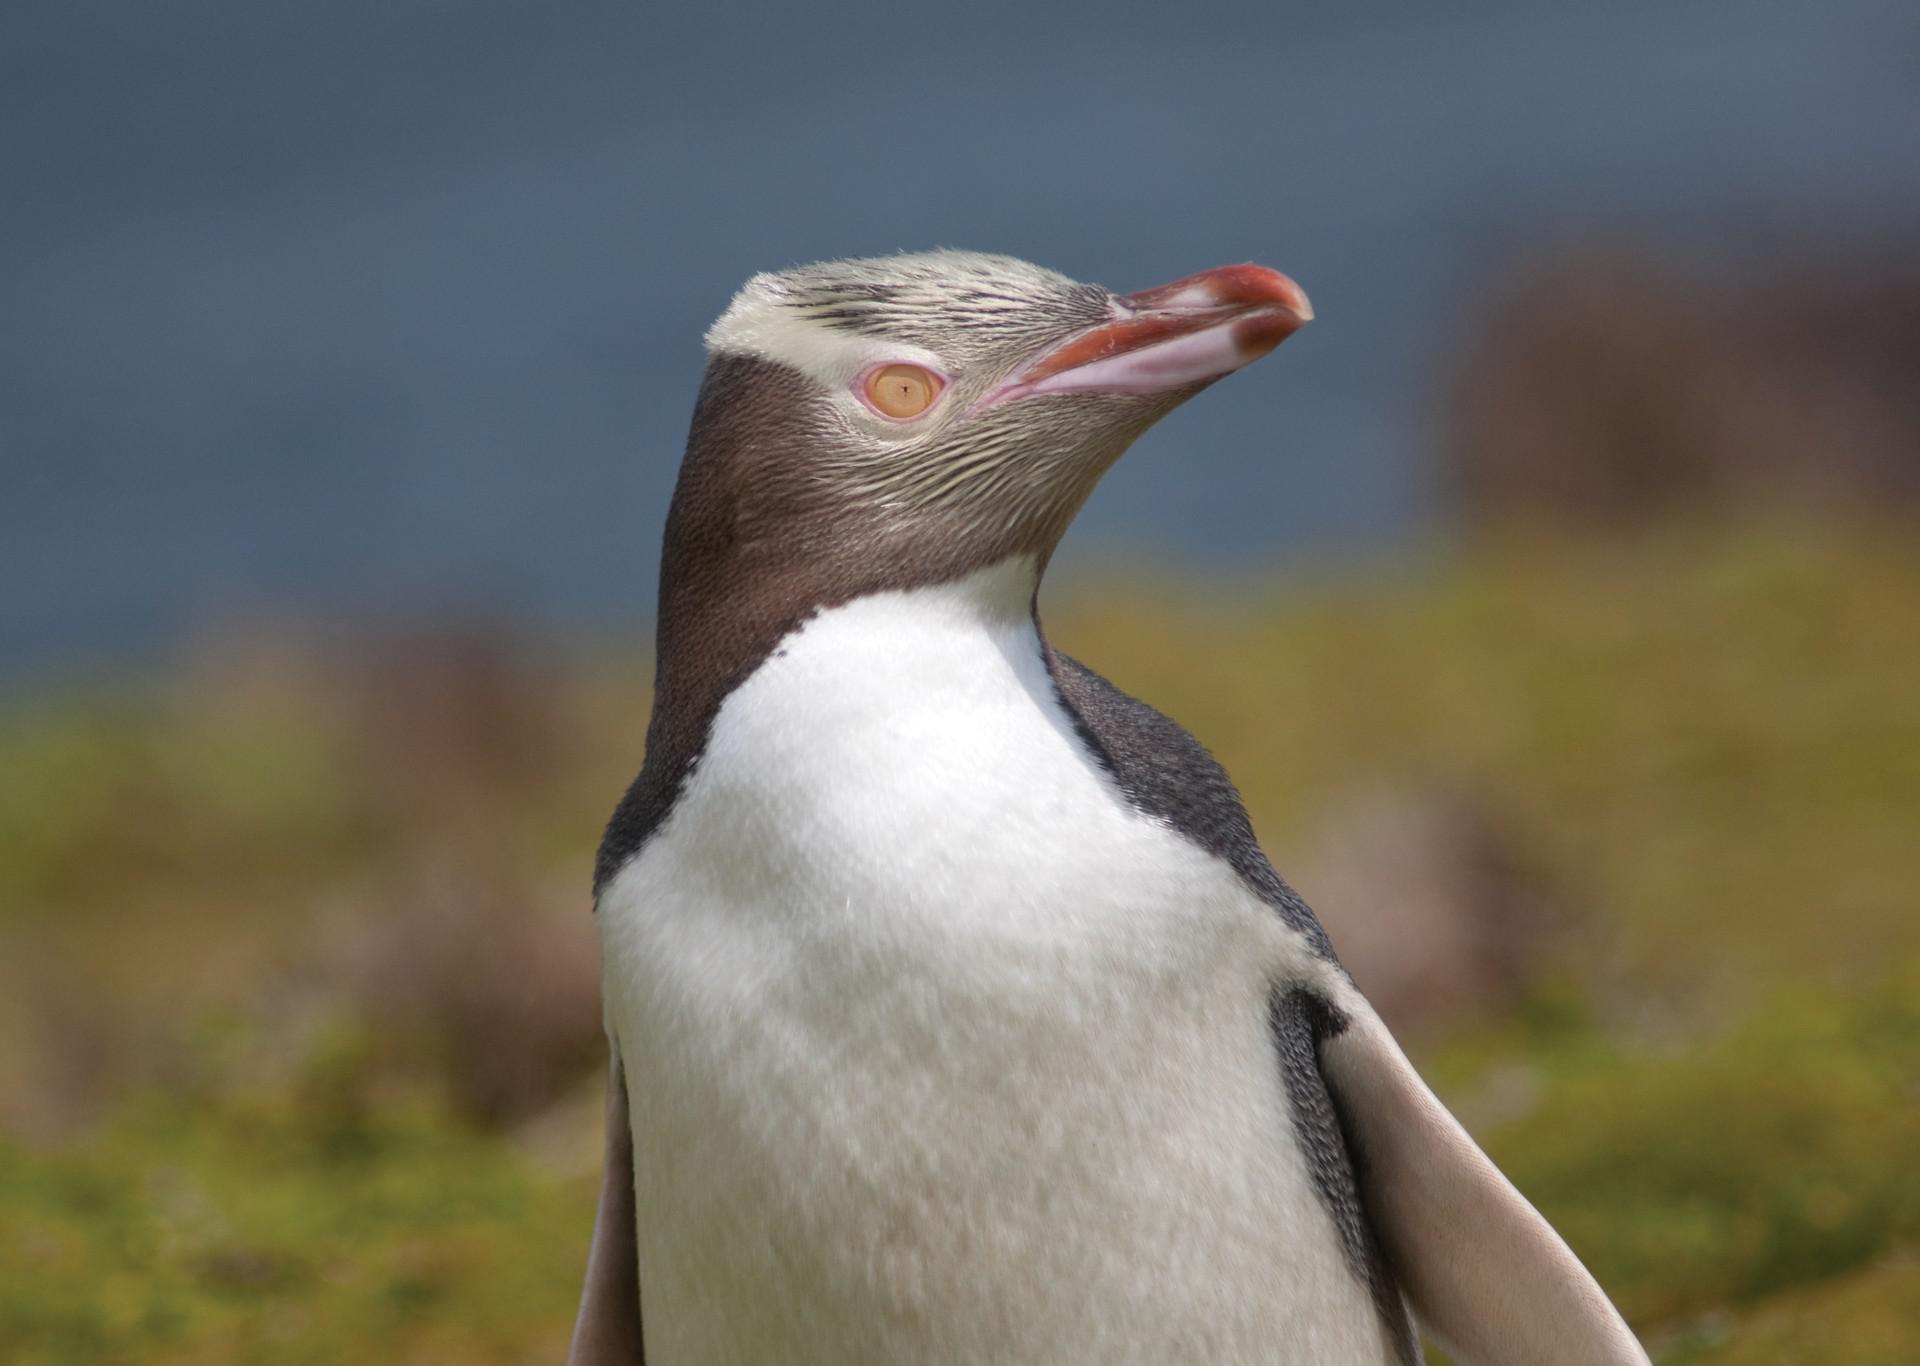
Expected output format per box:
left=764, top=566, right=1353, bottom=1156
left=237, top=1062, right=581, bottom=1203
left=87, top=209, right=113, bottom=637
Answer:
left=1320, top=1006, right=1651, bottom=1365
left=567, top=1045, right=645, bottom=1366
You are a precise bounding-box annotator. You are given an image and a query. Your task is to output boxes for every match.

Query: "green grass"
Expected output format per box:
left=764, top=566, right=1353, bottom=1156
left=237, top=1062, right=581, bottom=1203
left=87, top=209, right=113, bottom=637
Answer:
left=1, top=1024, right=597, bottom=1366
left=3, top=517, right=1916, bottom=1361
left=1465, top=973, right=1920, bottom=1323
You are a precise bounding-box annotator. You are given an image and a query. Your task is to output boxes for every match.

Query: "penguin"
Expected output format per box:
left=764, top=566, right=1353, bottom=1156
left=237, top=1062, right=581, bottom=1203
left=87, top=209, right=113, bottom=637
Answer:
left=569, top=251, right=1649, bottom=1366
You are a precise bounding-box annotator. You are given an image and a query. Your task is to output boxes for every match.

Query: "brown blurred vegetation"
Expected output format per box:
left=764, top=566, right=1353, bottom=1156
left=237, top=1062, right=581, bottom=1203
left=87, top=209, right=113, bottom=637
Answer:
left=4, top=244, right=1918, bottom=1363
left=1445, top=241, right=1920, bottom=527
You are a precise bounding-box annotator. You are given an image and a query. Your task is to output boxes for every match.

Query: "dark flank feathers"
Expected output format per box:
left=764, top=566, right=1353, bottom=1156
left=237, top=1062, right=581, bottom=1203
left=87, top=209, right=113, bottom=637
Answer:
left=1045, top=645, right=1418, bottom=1361
left=1041, top=647, right=1335, bottom=958
left=1270, top=989, right=1422, bottom=1365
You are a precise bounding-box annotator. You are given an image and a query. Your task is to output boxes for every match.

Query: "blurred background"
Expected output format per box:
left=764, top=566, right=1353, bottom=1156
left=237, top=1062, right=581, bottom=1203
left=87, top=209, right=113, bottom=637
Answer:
left=3, top=1, right=1916, bottom=1361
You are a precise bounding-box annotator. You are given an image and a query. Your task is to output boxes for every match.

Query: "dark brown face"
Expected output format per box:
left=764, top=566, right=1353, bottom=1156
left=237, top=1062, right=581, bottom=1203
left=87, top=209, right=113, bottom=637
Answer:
left=678, top=251, right=1313, bottom=601
left=676, top=353, right=1176, bottom=603
left=596, top=251, right=1311, bottom=892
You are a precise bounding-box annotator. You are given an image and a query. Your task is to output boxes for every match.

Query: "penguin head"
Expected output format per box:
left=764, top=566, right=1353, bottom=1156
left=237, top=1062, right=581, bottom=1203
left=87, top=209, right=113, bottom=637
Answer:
left=683, top=250, right=1311, bottom=579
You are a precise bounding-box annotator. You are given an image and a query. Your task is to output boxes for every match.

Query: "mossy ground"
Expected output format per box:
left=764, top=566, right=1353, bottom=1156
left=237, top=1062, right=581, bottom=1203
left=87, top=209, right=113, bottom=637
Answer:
left=3, top=519, right=1915, bottom=1362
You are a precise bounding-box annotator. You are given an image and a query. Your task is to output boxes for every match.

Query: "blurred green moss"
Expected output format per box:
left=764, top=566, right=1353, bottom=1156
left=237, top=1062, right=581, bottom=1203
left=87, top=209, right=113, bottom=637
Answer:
left=1444, top=972, right=1920, bottom=1325
left=1660, top=1256, right=1920, bottom=1365
left=1060, top=518, right=1920, bottom=989
left=0, top=689, right=367, bottom=917
left=0, top=1030, right=594, bottom=1366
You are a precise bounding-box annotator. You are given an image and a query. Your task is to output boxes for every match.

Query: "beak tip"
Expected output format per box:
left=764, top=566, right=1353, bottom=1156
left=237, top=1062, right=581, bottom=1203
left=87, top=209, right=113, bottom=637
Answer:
left=1232, top=307, right=1309, bottom=361
left=1239, top=265, right=1314, bottom=326
left=1219, top=265, right=1314, bottom=357
left=1132, top=262, right=1313, bottom=331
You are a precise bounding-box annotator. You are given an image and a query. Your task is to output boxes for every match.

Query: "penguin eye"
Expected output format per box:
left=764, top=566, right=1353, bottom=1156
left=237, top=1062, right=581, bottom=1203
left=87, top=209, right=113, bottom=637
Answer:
left=860, top=364, right=944, bottom=420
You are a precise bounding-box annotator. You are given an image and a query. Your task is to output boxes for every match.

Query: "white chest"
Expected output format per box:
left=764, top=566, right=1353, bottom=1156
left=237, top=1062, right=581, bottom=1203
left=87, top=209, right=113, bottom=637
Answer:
left=596, top=559, right=1388, bottom=1364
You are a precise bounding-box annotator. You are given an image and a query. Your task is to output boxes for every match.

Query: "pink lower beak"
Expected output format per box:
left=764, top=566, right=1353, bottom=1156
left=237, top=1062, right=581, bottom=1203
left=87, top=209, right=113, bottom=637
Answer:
left=988, top=263, right=1312, bottom=406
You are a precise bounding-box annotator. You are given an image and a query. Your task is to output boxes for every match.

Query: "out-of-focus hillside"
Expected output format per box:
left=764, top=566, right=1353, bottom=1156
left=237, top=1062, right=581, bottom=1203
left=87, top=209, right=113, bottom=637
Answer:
left=1444, top=245, right=1920, bottom=527
left=3, top=518, right=1917, bottom=1364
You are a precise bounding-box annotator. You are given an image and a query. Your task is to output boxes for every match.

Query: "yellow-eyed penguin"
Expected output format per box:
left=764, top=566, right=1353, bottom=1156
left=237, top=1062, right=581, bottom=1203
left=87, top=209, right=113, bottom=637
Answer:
left=569, top=251, right=1649, bottom=1366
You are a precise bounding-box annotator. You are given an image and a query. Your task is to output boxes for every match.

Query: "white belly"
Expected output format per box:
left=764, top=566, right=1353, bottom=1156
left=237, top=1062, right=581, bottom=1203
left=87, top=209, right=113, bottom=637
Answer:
left=597, top=558, right=1391, bottom=1364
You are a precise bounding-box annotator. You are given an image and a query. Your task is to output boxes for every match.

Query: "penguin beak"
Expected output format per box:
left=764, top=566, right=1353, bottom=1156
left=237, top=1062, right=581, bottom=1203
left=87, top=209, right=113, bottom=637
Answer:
left=983, top=264, right=1312, bottom=408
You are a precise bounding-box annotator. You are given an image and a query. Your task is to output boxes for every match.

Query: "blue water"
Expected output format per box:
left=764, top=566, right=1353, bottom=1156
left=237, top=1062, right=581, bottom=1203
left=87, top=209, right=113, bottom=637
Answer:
left=4, top=0, right=1916, bottom=678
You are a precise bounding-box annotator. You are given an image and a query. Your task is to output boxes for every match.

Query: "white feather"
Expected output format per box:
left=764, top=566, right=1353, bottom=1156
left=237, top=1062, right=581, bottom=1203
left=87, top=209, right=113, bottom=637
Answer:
left=597, top=555, right=1396, bottom=1365
left=703, top=285, right=944, bottom=389
left=703, top=248, right=1077, bottom=387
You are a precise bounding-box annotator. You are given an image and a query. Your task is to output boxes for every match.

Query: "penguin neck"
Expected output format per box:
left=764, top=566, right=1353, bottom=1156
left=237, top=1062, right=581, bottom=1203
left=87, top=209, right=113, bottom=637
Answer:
left=885, top=552, right=1043, bottom=628
left=613, top=436, right=1053, bottom=887
left=648, top=550, right=1043, bottom=772
left=596, top=354, right=1063, bottom=896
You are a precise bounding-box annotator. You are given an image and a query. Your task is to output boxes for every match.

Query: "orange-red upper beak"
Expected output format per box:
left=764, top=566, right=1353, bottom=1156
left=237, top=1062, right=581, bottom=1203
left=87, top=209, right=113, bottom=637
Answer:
left=987, top=263, right=1312, bottom=407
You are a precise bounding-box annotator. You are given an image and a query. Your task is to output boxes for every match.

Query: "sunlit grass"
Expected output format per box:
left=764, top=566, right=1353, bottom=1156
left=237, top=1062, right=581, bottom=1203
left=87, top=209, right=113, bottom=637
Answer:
left=1, top=1043, right=595, bottom=1365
